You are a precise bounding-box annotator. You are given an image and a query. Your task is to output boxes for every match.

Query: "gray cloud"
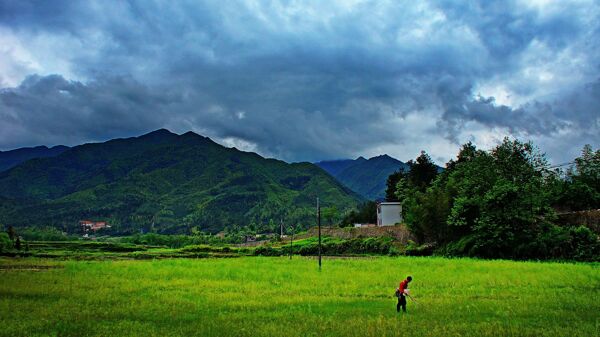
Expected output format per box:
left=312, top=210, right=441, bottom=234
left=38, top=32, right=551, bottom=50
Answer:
left=0, top=74, right=179, bottom=148
left=0, top=0, right=599, bottom=163
left=437, top=78, right=600, bottom=144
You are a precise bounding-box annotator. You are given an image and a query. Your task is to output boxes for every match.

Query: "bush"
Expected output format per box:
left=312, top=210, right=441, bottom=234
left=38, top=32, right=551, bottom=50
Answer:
left=388, top=246, right=402, bottom=256
left=292, top=237, right=394, bottom=256
left=181, top=245, right=234, bottom=254
left=19, top=227, right=76, bottom=241
left=440, top=236, right=477, bottom=257
left=405, top=241, right=436, bottom=256
left=254, top=246, right=282, bottom=256
left=568, top=226, right=600, bottom=261
left=0, top=232, right=12, bottom=251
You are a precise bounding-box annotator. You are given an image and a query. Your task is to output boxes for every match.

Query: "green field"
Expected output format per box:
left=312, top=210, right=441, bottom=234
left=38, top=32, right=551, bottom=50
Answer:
left=1, top=257, right=598, bottom=337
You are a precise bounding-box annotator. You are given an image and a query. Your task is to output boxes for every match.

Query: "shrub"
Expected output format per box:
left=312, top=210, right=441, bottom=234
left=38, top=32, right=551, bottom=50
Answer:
left=569, top=226, right=600, bottom=261
left=254, top=246, right=282, bottom=256
left=0, top=232, right=12, bottom=251
left=405, top=240, right=436, bottom=256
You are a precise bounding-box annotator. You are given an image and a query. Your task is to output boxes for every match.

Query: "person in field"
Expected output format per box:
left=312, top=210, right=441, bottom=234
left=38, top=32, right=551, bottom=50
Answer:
left=396, top=275, right=412, bottom=313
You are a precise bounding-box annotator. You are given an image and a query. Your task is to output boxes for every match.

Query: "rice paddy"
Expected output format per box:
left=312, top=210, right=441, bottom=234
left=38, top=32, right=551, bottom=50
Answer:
left=0, top=256, right=598, bottom=337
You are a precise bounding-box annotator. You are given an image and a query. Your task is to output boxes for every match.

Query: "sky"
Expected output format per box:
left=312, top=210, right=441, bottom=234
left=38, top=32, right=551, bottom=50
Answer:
left=0, top=0, right=599, bottom=165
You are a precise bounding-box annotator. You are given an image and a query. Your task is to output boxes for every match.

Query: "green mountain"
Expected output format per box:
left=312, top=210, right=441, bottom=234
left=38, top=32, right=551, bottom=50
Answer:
left=314, top=157, right=366, bottom=176
left=0, top=129, right=360, bottom=234
left=0, top=145, right=69, bottom=172
left=316, top=155, right=409, bottom=200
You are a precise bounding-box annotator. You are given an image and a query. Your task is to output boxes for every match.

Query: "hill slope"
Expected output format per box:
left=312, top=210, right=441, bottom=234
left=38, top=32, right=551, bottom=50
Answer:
left=0, top=145, right=69, bottom=172
left=316, top=155, right=409, bottom=200
left=0, top=129, right=360, bottom=233
left=314, top=158, right=365, bottom=176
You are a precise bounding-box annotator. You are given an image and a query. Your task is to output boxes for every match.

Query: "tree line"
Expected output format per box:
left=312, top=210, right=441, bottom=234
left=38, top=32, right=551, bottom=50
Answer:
left=385, top=139, right=599, bottom=261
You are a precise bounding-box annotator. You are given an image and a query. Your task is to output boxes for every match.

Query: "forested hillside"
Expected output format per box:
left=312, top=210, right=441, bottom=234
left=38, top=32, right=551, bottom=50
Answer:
left=0, top=129, right=360, bottom=234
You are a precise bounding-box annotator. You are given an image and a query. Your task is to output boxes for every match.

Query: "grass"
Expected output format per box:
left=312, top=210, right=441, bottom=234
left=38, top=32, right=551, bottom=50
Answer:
left=0, top=256, right=598, bottom=337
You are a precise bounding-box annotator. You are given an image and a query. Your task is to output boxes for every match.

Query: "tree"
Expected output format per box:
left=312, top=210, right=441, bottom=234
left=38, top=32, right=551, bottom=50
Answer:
left=402, top=180, right=451, bottom=244
left=445, top=142, right=477, bottom=172
left=341, top=202, right=377, bottom=227
left=385, top=170, right=405, bottom=202
left=7, top=225, right=16, bottom=242
left=444, top=138, right=556, bottom=258
left=395, top=138, right=599, bottom=260
left=391, top=151, right=442, bottom=243
left=554, top=144, right=600, bottom=211
left=407, top=151, right=439, bottom=192
left=0, top=232, right=11, bottom=251
left=321, top=206, right=339, bottom=226
left=394, top=177, right=411, bottom=205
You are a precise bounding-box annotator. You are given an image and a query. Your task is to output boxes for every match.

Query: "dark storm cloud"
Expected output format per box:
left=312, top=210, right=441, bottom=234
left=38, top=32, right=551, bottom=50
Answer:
left=0, top=0, right=598, bottom=162
left=437, top=77, right=600, bottom=143
left=0, top=74, right=180, bottom=148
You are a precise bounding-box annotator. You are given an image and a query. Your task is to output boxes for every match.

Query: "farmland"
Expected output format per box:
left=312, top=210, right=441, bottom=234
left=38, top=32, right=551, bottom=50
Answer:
left=1, top=256, right=598, bottom=337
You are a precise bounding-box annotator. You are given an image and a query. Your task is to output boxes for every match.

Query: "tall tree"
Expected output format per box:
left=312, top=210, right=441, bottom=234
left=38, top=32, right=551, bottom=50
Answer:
left=407, top=151, right=438, bottom=191
left=569, top=145, right=600, bottom=210
left=385, top=170, right=406, bottom=201
left=445, top=139, right=555, bottom=258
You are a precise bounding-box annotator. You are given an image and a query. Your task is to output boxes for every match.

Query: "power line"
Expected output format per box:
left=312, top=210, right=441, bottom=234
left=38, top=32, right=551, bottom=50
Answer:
left=536, top=157, right=597, bottom=170
left=545, top=161, right=575, bottom=170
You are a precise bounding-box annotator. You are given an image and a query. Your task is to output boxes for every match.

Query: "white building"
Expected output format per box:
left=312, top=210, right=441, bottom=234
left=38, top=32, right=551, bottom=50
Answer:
left=377, top=202, right=402, bottom=226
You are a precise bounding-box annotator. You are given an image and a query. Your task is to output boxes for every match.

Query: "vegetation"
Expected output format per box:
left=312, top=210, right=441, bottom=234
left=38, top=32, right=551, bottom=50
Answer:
left=0, top=129, right=359, bottom=234
left=385, top=151, right=439, bottom=202
left=393, top=139, right=600, bottom=261
left=340, top=201, right=377, bottom=227
left=255, top=236, right=398, bottom=256
left=0, top=232, right=11, bottom=252
left=116, top=233, right=231, bottom=248
left=550, top=144, right=600, bottom=211
left=18, top=227, right=79, bottom=241
left=0, top=234, right=404, bottom=259
left=0, top=256, right=597, bottom=337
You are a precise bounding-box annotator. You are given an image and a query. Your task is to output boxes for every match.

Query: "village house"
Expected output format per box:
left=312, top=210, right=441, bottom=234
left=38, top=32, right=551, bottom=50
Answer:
left=80, top=220, right=111, bottom=232
left=376, top=202, right=402, bottom=226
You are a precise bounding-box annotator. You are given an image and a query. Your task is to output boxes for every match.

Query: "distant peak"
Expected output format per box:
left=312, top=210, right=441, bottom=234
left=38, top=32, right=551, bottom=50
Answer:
left=356, top=156, right=367, bottom=161
left=181, top=130, right=213, bottom=141
left=369, top=154, right=393, bottom=160
left=182, top=130, right=200, bottom=137
left=143, top=128, right=176, bottom=137
left=50, top=145, right=69, bottom=150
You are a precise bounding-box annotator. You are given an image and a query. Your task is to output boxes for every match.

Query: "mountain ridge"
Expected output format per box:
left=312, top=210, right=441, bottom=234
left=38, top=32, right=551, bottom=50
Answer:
left=0, top=145, right=70, bottom=173
left=0, top=129, right=360, bottom=234
left=316, top=155, right=410, bottom=200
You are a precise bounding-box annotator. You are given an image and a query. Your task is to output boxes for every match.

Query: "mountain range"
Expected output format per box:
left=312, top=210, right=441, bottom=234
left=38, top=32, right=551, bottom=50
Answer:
left=0, top=129, right=360, bottom=234
left=315, top=155, right=410, bottom=200
left=0, top=145, right=69, bottom=172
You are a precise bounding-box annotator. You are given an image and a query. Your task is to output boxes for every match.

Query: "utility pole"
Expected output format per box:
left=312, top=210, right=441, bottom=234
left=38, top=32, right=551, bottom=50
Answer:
left=289, top=224, right=293, bottom=260
left=317, top=197, right=321, bottom=270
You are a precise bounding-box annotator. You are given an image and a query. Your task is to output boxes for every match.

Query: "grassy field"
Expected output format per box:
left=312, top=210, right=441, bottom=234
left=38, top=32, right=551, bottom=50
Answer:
left=0, top=256, right=598, bottom=337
